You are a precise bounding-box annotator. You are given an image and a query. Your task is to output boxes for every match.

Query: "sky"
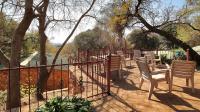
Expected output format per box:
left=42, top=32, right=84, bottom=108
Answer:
left=162, top=0, right=186, bottom=9
left=48, top=0, right=187, bottom=44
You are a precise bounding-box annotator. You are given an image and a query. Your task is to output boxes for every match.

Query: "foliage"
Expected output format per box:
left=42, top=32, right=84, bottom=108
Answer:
left=20, top=84, right=36, bottom=98
left=0, top=12, right=39, bottom=58
left=74, top=27, right=109, bottom=51
left=35, top=96, right=92, bottom=112
left=127, top=29, right=160, bottom=50
left=108, top=0, right=132, bottom=37
left=160, top=54, right=172, bottom=64
left=176, top=1, right=200, bottom=46
left=61, top=42, right=77, bottom=57
left=0, top=84, right=36, bottom=107
left=0, top=12, right=17, bottom=57
left=161, top=24, right=178, bottom=38
left=174, top=50, right=186, bottom=60
left=46, top=41, right=58, bottom=54
left=0, top=90, right=7, bottom=106
left=22, top=31, right=39, bottom=58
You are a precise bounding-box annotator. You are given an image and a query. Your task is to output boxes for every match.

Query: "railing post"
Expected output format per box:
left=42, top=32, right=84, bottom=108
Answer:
left=107, top=53, right=111, bottom=95
left=86, top=49, right=89, bottom=98
left=78, top=48, right=80, bottom=63
left=187, top=49, right=189, bottom=61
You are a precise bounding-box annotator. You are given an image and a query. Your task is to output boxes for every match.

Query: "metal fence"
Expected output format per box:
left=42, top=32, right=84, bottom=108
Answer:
left=0, top=50, right=111, bottom=111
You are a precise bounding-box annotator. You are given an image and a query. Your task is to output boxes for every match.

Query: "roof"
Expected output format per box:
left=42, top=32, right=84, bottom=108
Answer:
left=20, top=51, right=68, bottom=70
left=192, top=46, right=200, bottom=54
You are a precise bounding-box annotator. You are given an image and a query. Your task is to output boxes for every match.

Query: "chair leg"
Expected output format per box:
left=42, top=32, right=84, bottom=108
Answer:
left=139, top=78, right=144, bottom=89
left=169, top=76, right=173, bottom=93
left=118, top=69, right=121, bottom=79
left=155, top=82, right=158, bottom=88
left=186, top=78, right=189, bottom=86
left=148, top=81, right=155, bottom=100
left=165, top=71, right=169, bottom=84
left=190, top=77, right=195, bottom=93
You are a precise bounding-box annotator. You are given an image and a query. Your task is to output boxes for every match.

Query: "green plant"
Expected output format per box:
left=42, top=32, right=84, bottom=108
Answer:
left=0, top=84, right=36, bottom=107
left=20, top=84, right=36, bottom=98
left=0, top=90, right=7, bottom=106
left=174, top=50, right=186, bottom=60
left=160, top=54, right=167, bottom=64
left=35, top=96, right=92, bottom=112
left=160, top=54, right=172, bottom=64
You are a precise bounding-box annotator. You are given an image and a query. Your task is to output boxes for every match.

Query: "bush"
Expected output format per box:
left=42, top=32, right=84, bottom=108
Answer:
left=36, top=96, right=92, bottom=112
left=0, top=90, right=7, bottom=106
left=174, top=50, right=186, bottom=60
left=160, top=54, right=172, bottom=64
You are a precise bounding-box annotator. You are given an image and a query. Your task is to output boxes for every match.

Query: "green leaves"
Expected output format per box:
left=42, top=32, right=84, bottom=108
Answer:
left=36, top=96, right=92, bottom=112
left=108, top=0, right=132, bottom=36
left=74, top=27, right=109, bottom=51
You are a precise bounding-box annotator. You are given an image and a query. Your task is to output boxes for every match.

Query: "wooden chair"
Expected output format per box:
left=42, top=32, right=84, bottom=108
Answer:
left=145, top=51, right=162, bottom=71
left=170, top=60, right=196, bottom=93
left=136, top=59, right=170, bottom=99
left=133, top=50, right=141, bottom=60
left=116, top=50, right=131, bottom=67
left=106, top=55, right=122, bottom=79
left=145, top=54, right=156, bottom=71
left=146, top=51, right=161, bottom=63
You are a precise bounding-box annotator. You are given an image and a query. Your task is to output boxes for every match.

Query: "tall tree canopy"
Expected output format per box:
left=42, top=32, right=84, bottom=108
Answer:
left=74, top=27, right=109, bottom=51
left=102, top=0, right=200, bottom=65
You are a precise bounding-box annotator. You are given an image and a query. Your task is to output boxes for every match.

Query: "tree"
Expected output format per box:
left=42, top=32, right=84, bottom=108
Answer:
left=0, top=0, right=99, bottom=108
left=0, top=0, right=36, bottom=109
left=36, top=0, right=97, bottom=99
left=127, top=29, right=160, bottom=50
left=98, top=0, right=133, bottom=49
left=74, top=27, right=109, bottom=51
left=105, top=0, right=200, bottom=65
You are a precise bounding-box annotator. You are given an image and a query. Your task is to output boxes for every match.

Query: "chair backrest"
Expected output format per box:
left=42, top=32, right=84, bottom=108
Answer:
left=134, top=50, right=141, bottom=58
left=117, top=50, right=125, bottom=61
left=145, top=55, right=154, bottom=63
left=116, top=50, right=124, bottom=56
left=106, top=55, right=121, bottom=71
left=147, top=51, right=155, bottom=58
left=171, top=60, right=196, bottom=78
left=136, top=57, right=146, bottom=62
left=136, top=59, right=152, bottom=80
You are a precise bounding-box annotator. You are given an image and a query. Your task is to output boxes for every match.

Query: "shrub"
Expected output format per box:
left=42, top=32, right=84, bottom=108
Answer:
left=160, top=54, right=172, bottom=64
left=174, top=50, right=186, bottom=60
left=0, top=90, right=7, bottom=106
left=35, top=96, right=92, bottom=112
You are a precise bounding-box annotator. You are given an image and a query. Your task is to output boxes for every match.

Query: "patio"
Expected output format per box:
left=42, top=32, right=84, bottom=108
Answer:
left=93, top=61, right=200, bottom=112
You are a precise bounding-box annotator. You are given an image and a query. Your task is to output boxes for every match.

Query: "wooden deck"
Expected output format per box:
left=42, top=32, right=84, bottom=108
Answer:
left=93, top=61, right=200, bottom=112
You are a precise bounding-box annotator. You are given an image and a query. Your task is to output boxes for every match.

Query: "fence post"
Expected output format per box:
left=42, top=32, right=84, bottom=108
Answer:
left=78, top=48, right=80, bottom=63
left=107, top=53, right=111, bottom=95
left=187, top=49, right=189, bottom=61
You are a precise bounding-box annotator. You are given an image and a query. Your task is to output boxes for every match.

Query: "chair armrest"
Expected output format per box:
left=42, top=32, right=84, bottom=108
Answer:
left=151, top=69, right=168, bottom=75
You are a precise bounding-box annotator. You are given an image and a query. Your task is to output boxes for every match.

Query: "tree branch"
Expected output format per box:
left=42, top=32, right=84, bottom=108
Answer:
left=48, top=0, right=96, bottom=74
left=0, top=49, right=9, bottom=67
left=85, top=14, right=105, bottom=24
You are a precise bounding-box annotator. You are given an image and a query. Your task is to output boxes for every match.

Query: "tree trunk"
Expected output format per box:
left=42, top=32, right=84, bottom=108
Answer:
left=36, top=31, right=48, bottom=100
left=117, top=32, right=124, bottom=50
left=6, top=0, right=34, bottom=109
left=36, top=28, right=48, bottom=100
left=136, top=14, right=200, bottom=65
left=36, top=0, right=49, bottom=100
left=36, top=0, right=96, bottom=100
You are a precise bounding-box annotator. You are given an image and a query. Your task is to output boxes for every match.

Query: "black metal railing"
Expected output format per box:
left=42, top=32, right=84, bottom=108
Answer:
left=0, top=49, right=111, bottom=111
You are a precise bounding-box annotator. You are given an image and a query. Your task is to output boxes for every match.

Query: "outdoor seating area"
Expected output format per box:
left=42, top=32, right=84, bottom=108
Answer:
left=2, top=0, right=200, bottom=111
left=92, top=53, right=200, bottom=112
